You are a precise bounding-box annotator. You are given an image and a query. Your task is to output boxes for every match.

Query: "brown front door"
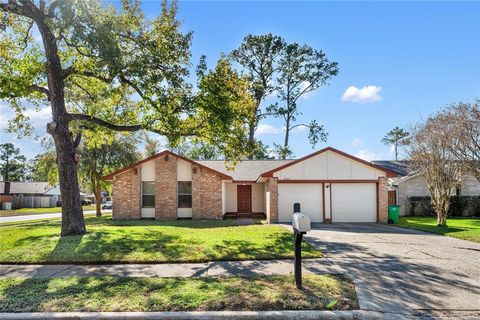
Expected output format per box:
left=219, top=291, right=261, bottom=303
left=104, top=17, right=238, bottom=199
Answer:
left=237, top=185, right=252, bottom=213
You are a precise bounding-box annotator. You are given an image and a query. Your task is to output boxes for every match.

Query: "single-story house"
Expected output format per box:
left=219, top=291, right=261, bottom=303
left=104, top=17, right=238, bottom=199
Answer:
left=372, top=161, right=480, bottom=216
left=0, top=181, right=53, bottom=209
left=104, top=147, right=398, bottom=223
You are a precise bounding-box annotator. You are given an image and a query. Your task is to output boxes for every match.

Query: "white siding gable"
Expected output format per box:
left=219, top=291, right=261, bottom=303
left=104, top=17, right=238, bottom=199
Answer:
left=177, top=159, right=192, bottom=181
left=273, top=150, right=385, bottom=180
left=141, top=160, right=156, bottom=181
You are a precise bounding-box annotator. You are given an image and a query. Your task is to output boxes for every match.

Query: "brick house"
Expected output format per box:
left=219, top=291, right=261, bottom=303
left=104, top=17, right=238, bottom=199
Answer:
left=104, top=147, right=397, bottom=223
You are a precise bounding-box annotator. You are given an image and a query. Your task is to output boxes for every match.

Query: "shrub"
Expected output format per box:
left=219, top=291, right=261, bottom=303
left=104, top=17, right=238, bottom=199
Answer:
left=408, top=196, right=480, bottom=217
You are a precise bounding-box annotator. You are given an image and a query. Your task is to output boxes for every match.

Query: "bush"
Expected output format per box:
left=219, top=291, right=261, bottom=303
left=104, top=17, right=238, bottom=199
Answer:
left=408, top=196, right=480, bottom=217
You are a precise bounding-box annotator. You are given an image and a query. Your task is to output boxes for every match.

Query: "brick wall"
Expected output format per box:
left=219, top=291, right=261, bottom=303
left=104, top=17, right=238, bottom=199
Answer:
left=265, top=177, right=278, bottom=223
left=112, top=167, right=141, bottom=219
left=192, top=166, right=223, bottom=219
left=111, top=153, right=224, bottom=220
left=378, top=177, right=388, bottom=223
left=155, top=155, right=177, bottom=219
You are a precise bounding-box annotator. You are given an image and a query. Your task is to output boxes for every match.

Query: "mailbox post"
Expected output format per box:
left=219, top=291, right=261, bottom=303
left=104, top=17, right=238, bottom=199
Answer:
left=292, top=203, right=311, bottom=289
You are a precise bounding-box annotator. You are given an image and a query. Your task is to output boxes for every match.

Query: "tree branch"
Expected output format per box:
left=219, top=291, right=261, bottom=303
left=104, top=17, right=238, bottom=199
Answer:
left=62, top=66, right=113, bottom=83
left=29, top=84, right=50, bottom=100
left=0, top=1, right=34, bottom=18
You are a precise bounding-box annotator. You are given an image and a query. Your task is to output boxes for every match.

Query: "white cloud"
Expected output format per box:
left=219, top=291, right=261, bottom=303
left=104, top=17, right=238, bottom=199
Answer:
left=299, top=81, right=312, bottom=98
left=354, top=149, right=378, bottom=161
left=341, top=85, right=383, bottom=104
left=24, top=106, right=52, bottom=127
left=291, top=125, right=307, bottom=133
left=351, top=137, right=363, bottom=148
left=255, top=123, right=283, bottom=136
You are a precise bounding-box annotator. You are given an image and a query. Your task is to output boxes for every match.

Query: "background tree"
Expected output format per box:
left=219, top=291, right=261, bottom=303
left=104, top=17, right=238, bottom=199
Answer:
left=381, top=127, right=410, bottom=161
left=231, top=34, right=285, bottom=158
left=1, top=0, right=250, bottom=236
left=0, top=143, right=28, bottom=181
left=268, top=43, right=338, bottom=159
left=408, top=114, right=462, bottom=226
left=143, top=133, right=162, bottom=158
left=446, top=100, right=480, bottom=183
left=78, top=133, right=139, bottom=216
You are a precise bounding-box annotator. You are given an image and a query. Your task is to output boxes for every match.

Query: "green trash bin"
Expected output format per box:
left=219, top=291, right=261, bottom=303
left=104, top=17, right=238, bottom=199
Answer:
left=388, top=205, right=400, bottom=224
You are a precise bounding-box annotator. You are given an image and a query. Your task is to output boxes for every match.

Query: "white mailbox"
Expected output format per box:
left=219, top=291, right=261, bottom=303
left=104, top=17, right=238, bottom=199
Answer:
left=292, top=213, right=311, bottom=233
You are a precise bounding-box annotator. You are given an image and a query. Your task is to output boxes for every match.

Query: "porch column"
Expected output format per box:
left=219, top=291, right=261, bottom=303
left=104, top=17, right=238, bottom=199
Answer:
left=378, top=177, right=388, bottom=223
left=266, top=177, right=278, bottom=223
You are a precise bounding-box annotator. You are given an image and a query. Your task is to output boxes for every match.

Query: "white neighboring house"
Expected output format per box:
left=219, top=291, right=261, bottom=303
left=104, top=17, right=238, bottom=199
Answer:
left=0, top=181, right=53, bottom=209
left=372, top=161, right=480, bottom=216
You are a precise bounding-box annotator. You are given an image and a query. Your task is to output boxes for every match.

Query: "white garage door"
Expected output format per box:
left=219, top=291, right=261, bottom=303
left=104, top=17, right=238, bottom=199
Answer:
left=278, top=184, right=323, bottom=223
left=331, top=183, right=376, bottom=222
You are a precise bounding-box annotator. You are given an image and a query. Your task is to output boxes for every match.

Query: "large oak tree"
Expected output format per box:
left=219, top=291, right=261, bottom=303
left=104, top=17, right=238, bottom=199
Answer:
left=0, top=0, right=250, bottom=235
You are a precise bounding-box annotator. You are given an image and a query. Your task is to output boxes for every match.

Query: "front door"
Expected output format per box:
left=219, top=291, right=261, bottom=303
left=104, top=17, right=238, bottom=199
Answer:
left=237, top=185, right=252, bottom=213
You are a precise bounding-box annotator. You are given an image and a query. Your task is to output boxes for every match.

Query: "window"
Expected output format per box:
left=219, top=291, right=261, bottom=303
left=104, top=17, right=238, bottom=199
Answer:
left=178, top=181, right=192, bottom=208
left=142, top=182, right=155, bottom=207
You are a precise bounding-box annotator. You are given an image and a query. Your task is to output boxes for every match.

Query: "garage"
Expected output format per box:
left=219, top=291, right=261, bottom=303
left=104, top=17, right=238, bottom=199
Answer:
left=278, top=183, right=323, bottom=223
left=259, top=147, right=397, bottom=223
left=331, top=183, right=377, bottom=222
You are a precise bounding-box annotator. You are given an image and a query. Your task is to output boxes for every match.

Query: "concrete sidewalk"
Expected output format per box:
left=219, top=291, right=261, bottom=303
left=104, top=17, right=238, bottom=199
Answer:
left=0, top=258, right=342, bottom=278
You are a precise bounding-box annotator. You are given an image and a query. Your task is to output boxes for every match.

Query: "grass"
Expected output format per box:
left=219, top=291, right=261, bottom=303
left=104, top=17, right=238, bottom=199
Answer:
left=0, top=214, right=322, bottom=263
left=0, top=275, right=357, bottom=312
left=0, top=205, right=96, bottom=217
left=397, top=216, right=480, bottom=243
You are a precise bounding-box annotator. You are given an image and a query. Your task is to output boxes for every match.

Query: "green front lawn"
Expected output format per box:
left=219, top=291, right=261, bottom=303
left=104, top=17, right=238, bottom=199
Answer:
left=0, top=215, right=321, bottom=263
left=0, top=275, right=357, bottom=312
left=397, top=216, right=480, bottom=243
left=0, top=205, right=97, bottom=217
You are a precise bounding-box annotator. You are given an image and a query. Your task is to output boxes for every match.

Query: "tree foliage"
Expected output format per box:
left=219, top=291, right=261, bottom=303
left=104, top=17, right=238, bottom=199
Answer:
left=443, top=100, right=480, bottom=183
left=78, top=134, right=140, bottom=216
left=231, top=34, right=284, bottom=158
left=0, top=0, right=251, bottom=235
left=381, top=127, right=410, bottom=161
left=408, top=113, right=462, bottom=226
left=0, top=143, right=28, bottom=181
left=268, top=43, right=338, bottom=158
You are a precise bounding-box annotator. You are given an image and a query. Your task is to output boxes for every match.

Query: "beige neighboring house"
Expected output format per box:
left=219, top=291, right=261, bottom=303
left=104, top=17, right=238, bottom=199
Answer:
left=372, top=161, right=480, bottom=216
left=0, top=181, right=53, bottom=209
left=104, top=147, right=398, bottom=223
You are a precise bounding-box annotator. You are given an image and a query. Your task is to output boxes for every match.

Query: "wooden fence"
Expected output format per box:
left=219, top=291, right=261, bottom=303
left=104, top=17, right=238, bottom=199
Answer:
left=11, top=195, right=56, bottom=209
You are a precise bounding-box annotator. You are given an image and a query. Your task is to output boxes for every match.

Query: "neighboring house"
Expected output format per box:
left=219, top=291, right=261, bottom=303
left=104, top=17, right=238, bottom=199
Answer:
left=104, top=147, right=397, bottom=223
left=44, top=185, right=95, bottom=205
left=0, top=181, right=54, bottom=209
left=372, top=161, right=480, bottom=216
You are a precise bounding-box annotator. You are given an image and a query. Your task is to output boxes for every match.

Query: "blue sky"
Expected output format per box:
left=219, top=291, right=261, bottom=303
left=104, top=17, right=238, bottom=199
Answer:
left=1, top=0, right=479, bottom=161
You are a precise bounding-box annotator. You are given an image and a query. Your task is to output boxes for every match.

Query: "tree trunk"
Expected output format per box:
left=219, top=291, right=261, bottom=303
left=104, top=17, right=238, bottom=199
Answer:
left=34, top=8, right=86, bottom=236
left=94, top=180, right=102, bottom=217
left=51, top=121, right=86, bottom=236
left=248, top=122, right=255, bottom=160
left=394, top=144, right=398, bottom=161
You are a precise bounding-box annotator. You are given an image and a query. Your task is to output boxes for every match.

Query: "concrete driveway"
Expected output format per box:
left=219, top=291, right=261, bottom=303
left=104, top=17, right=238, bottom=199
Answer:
left=301, top=223, right=480, bottom=316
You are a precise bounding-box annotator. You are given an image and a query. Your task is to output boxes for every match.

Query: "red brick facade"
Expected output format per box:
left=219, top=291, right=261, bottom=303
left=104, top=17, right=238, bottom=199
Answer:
left=155, top=155, right=177, bottom=220
left=112, top=154, right=223, bottom=220
left=112, top=167, right=141, bottom=219
left=378, top=177, right=389, bottom=223
left=265, top=177, right=278, bottom=223
left=192, top=166, right=223, bottom=219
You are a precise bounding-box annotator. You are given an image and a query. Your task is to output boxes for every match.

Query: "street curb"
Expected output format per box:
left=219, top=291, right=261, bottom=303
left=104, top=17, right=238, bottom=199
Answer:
left=1, top=310, right=478, bottom=320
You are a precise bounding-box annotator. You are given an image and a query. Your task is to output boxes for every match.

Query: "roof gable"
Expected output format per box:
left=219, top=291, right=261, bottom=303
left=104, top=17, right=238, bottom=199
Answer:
left=103, top=150, right=232, bottom=181
left=259, top=147, right=398, bottom=179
